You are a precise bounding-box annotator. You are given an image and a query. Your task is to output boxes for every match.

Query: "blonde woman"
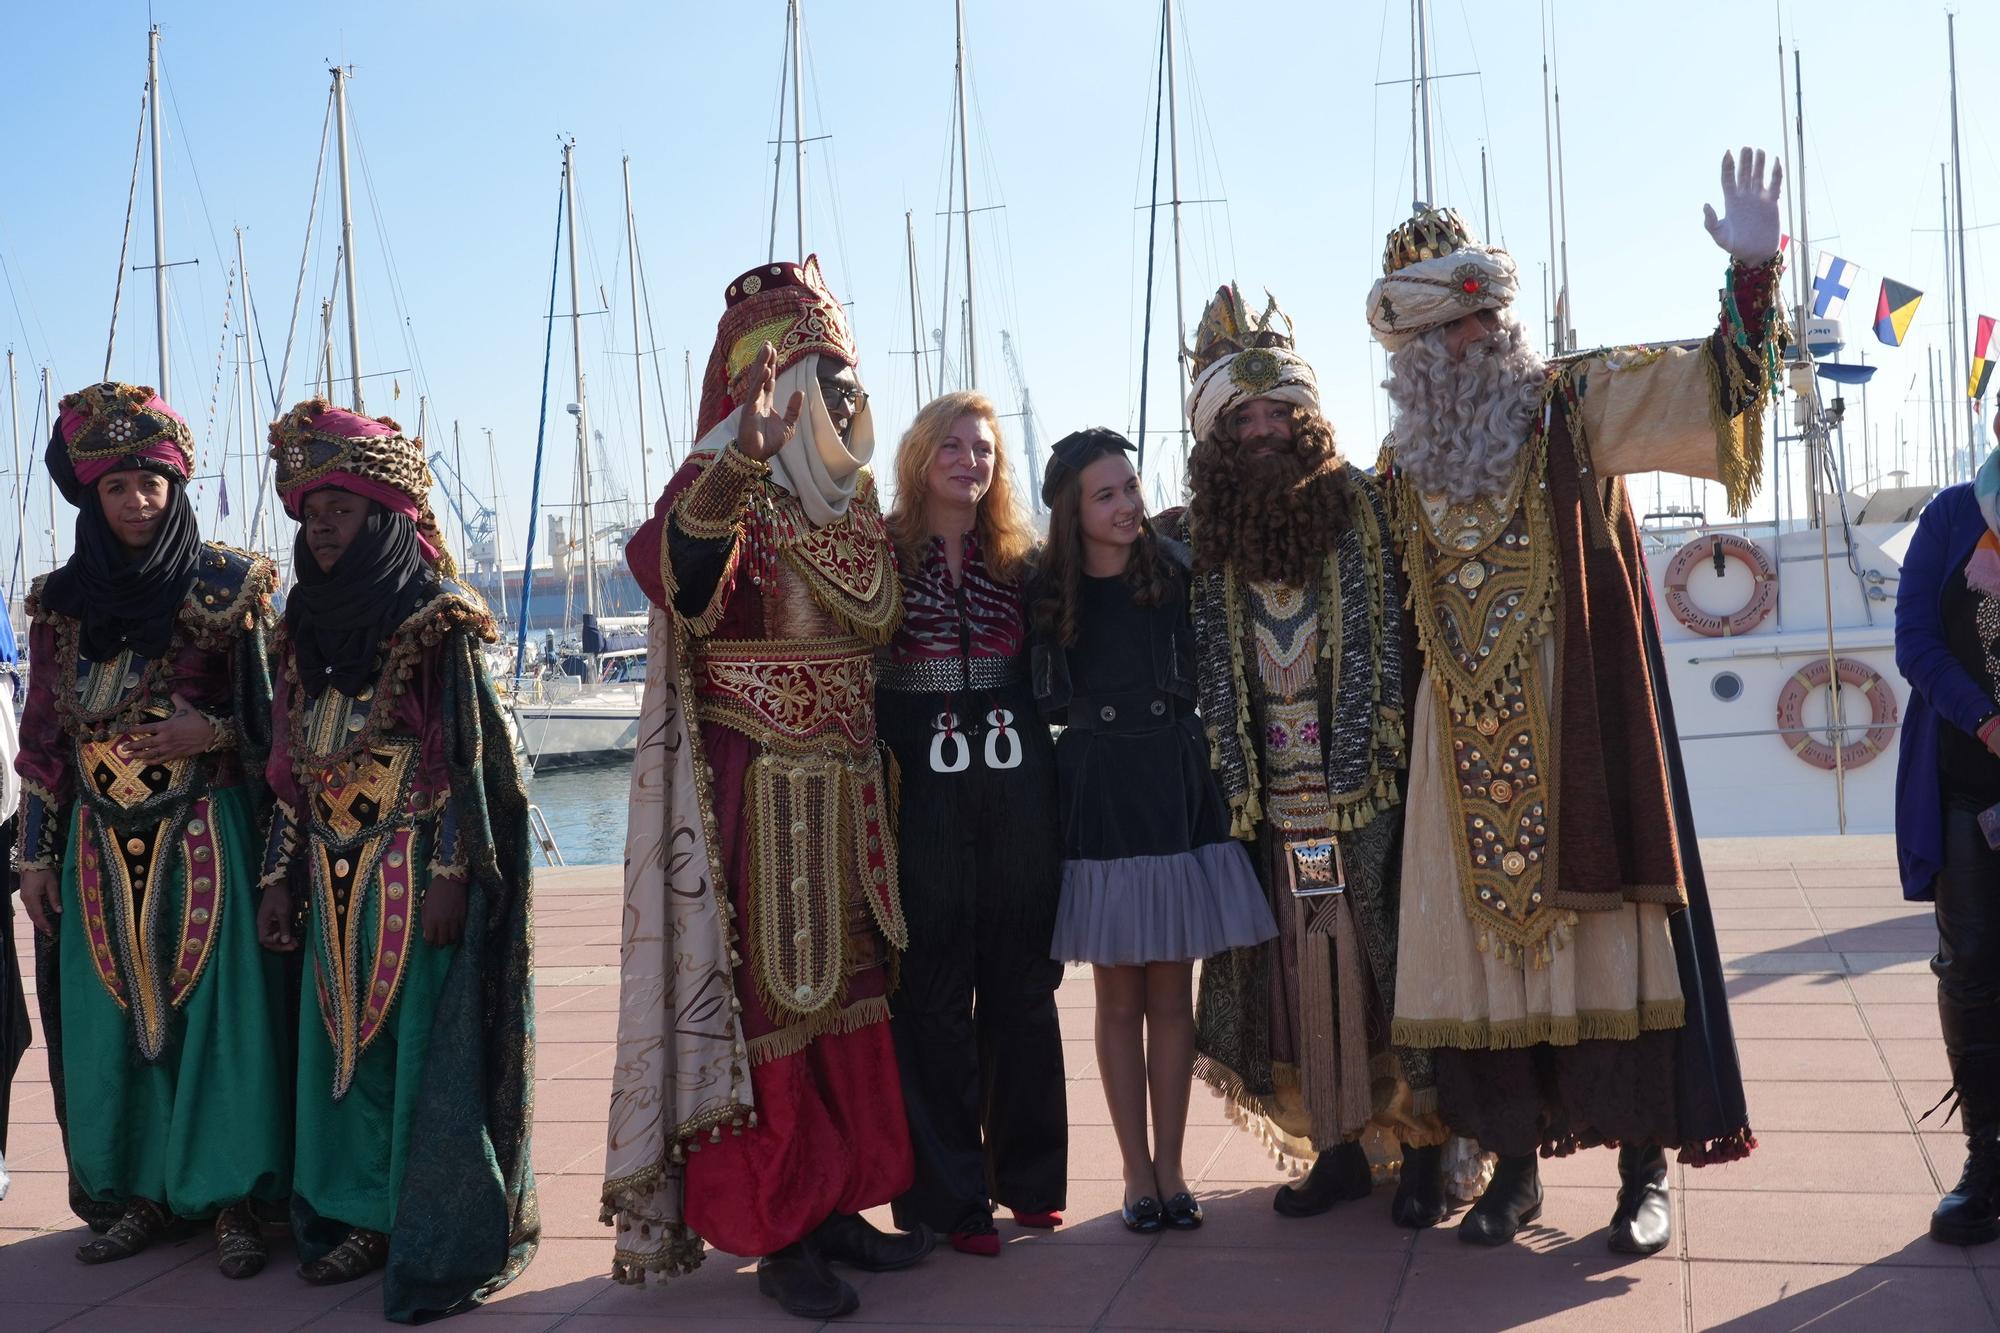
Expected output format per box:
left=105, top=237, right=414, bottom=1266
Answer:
left=879, top=392, right=1067, bottom=1255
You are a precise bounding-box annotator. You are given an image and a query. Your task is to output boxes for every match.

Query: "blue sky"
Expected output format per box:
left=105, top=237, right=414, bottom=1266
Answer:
left=1, top=1, right=1994, bottom=575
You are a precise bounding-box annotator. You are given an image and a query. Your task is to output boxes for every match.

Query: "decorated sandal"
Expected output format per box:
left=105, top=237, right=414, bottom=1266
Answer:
left=214, top=1202, right=269, bottom=1280
left=297, top=1227, right=389, bottom=1286
left=76, top=1197, right=175, bottom=1265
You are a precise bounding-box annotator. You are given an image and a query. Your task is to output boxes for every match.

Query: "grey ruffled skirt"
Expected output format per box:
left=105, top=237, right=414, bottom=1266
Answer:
left=1050, top=839, right=1277, bottom=966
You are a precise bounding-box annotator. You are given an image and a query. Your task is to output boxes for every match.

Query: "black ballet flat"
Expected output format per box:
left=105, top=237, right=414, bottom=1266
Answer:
left=1121, top=1196, right=1165, bottom=1233
left=1163, top=1192, right=1204, bottom=1230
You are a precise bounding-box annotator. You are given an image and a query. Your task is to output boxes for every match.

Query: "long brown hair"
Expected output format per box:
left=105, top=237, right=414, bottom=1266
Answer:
left=884, top=391, right=1035, bottom=584
left=1029, top=451, right=1173, bottom=647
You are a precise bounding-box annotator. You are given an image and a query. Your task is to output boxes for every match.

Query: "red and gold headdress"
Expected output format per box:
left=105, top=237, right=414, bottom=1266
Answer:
left=268, top=398, right=455, bottom=575
left=49, top=381, right=196, bottom=504
left=695, top=254, right=856, bottom=438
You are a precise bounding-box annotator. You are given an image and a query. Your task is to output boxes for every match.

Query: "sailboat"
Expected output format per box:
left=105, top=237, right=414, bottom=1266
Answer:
left=507, top=140, right=648, bottom=770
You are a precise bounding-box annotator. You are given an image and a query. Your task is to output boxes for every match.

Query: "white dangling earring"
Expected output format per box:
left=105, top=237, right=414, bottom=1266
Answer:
left=983, top=709, right=1022, bottom=770
left=929, top=711, right=971, bottom=773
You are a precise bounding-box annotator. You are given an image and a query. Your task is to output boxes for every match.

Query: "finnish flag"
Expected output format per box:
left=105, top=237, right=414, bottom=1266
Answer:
left=1812, top=252, right=1856, bottom=321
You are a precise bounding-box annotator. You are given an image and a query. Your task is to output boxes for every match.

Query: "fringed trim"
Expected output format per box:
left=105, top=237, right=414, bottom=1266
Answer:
left=1474, top=909, right=1580, bottom=970
left=608, top=1229, right=709, bottom=1285
left=1219, top=566, right=1264, bottom=840
left=1391, top=1001, right=1685, bottom=1053
left=1678, top=1124, right=1757, bottom=1167
left=745, top=993, right=891, bottom=1067
left=1710, top=255, right=1787, bottom=517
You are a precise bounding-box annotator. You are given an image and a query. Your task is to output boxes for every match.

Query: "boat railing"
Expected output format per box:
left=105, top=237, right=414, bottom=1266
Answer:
left=526, top=805, right=566, bottom=866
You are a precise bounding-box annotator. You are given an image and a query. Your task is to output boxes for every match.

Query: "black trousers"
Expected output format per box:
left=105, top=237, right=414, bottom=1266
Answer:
left=881, top=681, right=1068, bottom=1233
left=1936, top=796, right=2000, bottom=1128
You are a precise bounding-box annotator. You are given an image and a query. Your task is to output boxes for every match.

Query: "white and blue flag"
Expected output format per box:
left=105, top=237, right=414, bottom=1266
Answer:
left=1812, top=252, right=1856, bottom=320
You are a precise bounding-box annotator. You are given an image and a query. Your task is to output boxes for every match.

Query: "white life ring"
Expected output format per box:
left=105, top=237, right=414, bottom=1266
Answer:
left=1774, top=656, right=1897, bottom=771
left=1663, top=533, right=1777, bottom=637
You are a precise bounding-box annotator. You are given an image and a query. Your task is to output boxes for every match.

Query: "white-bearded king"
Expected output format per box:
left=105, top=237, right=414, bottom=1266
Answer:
left=1372, top=150, right=1785, bottom=1251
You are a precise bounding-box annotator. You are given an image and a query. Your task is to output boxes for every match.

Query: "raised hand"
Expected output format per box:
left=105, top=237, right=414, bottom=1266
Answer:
left=731, top=342, right=805, bottom=463
left=1702, top=147, right=1784, bottom=262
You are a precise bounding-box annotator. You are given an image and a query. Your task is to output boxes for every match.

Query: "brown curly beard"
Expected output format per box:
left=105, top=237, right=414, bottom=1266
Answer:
left=1187, top=406, right=1352, bottom=583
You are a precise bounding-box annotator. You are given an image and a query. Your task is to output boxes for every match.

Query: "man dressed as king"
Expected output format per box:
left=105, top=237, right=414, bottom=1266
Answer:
left=1371, top=150, right=1782, bottom=1251
left=602, top=257, right=932, bottom=1321
left=1178, top=285, right=1451, bottom=1226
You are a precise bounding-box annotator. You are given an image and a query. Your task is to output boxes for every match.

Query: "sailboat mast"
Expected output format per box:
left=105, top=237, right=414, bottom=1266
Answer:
left=562, top=140, right=599, bottom=629
left=42, top=368, right=56, bottom=570
left=147, top=25, right=169, bottom=397
left=792, top=0, right=807, bottom=261
left=6, top=350, right=21, bottom=607
left=623, top=155, right=651, bottom=504
left=1950, top=12, right=1975, bottom=465
left=236, top=227, right=257, bottom=550
left=1942, top=163, right=1960, bottom=477
left=955, top=0, right=978, bottom=387
left=1414, top=0, right=1436, bottom=204
left=766, top=1, right=791, bottom=263
left=331, top=67, right=364, bottom=411
left=1539, top=15, right=1562, bottom=352
left=905, top=210, right=926, bottom=404
left=484, top=428, right=509, bottom=622
left=1163, top=0, right=1189, bottom=459
left=1550, top=14, right=1572, bottom=350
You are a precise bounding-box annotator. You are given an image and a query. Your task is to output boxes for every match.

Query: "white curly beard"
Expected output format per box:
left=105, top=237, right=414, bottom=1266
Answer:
left=1383, top=310, right=1547, bottom=504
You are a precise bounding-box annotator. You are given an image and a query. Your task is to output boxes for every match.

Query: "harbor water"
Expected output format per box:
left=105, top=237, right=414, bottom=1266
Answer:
left=525, top=762, right=634, bottom=865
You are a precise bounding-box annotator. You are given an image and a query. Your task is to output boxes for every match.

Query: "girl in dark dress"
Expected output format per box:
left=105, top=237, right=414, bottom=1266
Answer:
left=1030, top=429, right=1274, bottom=1233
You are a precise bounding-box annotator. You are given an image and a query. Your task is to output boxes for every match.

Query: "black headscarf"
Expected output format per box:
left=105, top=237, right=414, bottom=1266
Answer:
left=285, top=499, right=436, bottom=699
left=39, top=455, right=203, bottom=663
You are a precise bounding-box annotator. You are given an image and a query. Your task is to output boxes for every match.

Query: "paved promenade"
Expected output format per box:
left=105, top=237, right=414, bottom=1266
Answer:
left=2, top=835, right=1994, bottom=1330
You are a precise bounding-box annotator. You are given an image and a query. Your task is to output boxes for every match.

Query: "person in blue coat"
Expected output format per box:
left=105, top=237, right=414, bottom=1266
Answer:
left=1895, top=441, right=2000, bottom=1247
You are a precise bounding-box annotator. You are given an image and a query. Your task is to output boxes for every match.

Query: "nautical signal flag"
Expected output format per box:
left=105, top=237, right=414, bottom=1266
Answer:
left=1873, top=278, right=1923, bottom=347
left=1969, top=315, right=1997, bottom=400
left=1812, top=252, right=1856, bottom=320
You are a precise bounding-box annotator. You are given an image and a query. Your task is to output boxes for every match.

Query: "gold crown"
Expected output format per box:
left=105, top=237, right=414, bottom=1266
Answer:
left=1187, top=283, right=1295, bottom=383
left=1382, top=206, right=1479, bottom=275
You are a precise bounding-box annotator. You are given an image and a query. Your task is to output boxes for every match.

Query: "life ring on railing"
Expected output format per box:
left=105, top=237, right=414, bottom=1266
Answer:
left=1774, top=656, right=1898, bottom=771
left=1663, top=533, right=1777, bottom=637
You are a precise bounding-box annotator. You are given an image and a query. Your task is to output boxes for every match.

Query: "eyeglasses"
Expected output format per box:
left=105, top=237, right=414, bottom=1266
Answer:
left=819, top=381, right=868, bottom=413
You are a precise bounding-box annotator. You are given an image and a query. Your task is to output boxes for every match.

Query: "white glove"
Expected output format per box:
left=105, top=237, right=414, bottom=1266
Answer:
left=1702, top=147, right=1784, bottom=263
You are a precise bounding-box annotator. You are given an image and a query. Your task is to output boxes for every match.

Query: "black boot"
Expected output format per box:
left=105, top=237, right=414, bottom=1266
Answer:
left=813, top=1210, right=936, bottom=1271
left=1607, top=1142, right=1672, bottom=1255
left=1458, top=1152, right=1542, bottom=1246
left=1389, top=1141, right=1447, bottom=1228
left=1932, top=1125, right=2000, bottom=1246
left=756, top=1238, right=859, bottom=1320
left=1273, top=1139, right=1373, bottom=1218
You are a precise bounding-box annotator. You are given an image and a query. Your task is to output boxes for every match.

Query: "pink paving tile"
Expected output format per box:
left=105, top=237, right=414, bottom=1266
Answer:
left=1686, top=1259, right=1991, bottom=1331
left=1825, top=926, right=1939, bottom=955
left=570, top=1248, right=824, bottom=1322
left=0, top=1170, right=91, bottom=1230
left=1065, top=1122, right=1231, bottom=1183
left=1716, top=928, right=1834, bottom=955
left=8, top=1083, right=55, bottom=1124
left=1734, top=1038, right=1887, bottom=1081
left=1195, top=1122, right=1315, bottom=1184
left=1814, top=904, right=1934, bottom=929
left=1727, top=1004, right=1870, bottom=1040
left=533, top=1078, right=613, bottom=1124
left=1395, top=1246, right=1684, bottom=1333
left=61, top=1298, right=323, bottom=1332
left=858, top=1240, right=1148, bottom=1327
left=1707, top=869, right=1801, bottom=889
left=119, top=1240, right=366, bottom=1312
left=1795, top=865, right=1906, bottom=888
left=1100, top=1243, right=1402, bottom=1331
left=1803, top=886, right=1921, bottom=909
left=1677, top=1131, right=1934, bottom=1194
left=306, top=1311, right=564, bottom=1331
left=0, top=1303, right=92, bottom=1333
left=470, top=1236, right=615, bottom=1315
left=1724, top=973, right=1857, bottom=1004
left=1846, top=972, right=1943, bottom=1004
left=1065, top=1076, right=1113, bottom=1126
left=1922, top=1130, right=1966, bottom=1189
left=545, top=1048, right=617, bottom=1081
left=560, top=1318, right=818, bottom=1333
left=1059, top=1038, right=1097, bottom=1079
left=1879, top=1038, right=1953, bottom=1084
left=1738, top=1081, right=1913, bottom=1133
left=0, top=1227, right=213, bottom=1305
left=530, top=1119, right=610, bottom=1177
left=533, top=1010, right=620, bottom=1044
left=1710, top=906, right=1821, bottom=931
left=532, top=1174, right=612, bottom=1241
left=1152, top=1180, right=1423, bottom=1252
left=1859, top=1004, right=1943, bottom=1040
left=1682, top=1189, right=1962, bottom=1267
left=1701, top=888, right=1811, bottom=910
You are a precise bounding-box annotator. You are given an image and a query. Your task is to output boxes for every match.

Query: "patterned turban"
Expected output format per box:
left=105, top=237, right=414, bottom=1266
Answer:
left=1364, top=206, right=1520, bottom=353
